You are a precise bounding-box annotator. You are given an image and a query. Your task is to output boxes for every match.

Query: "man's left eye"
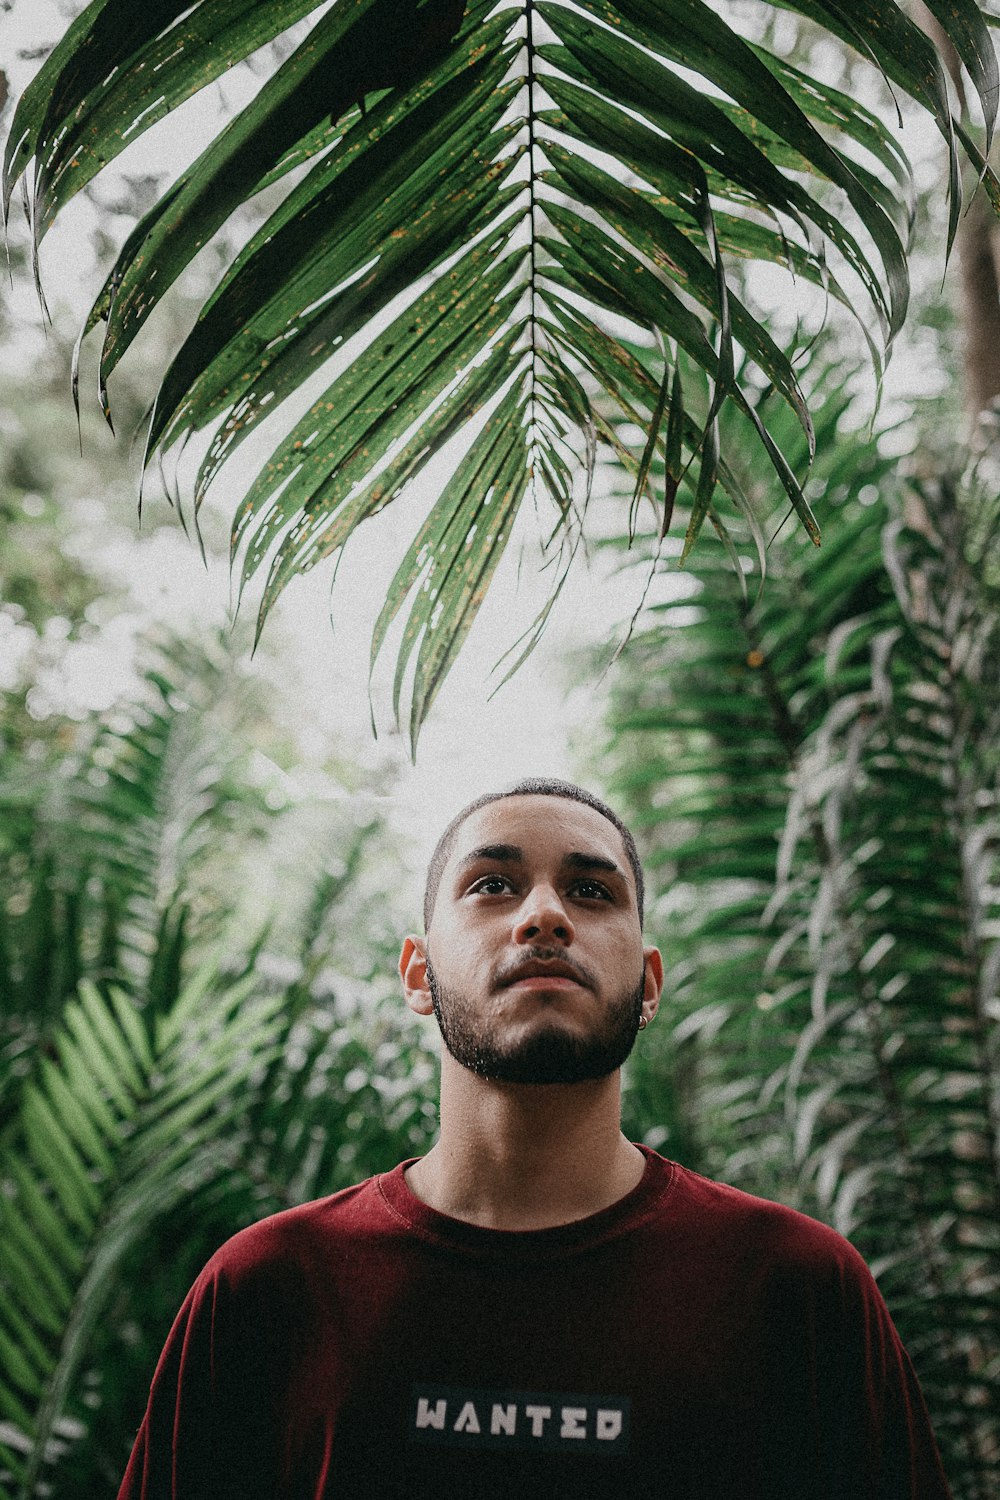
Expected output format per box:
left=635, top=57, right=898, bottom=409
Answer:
left=574, top=880, right=612, bottom=901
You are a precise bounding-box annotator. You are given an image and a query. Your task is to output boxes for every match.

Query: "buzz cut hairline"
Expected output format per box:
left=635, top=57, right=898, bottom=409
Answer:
left=422, top=778, right=645, bottom=932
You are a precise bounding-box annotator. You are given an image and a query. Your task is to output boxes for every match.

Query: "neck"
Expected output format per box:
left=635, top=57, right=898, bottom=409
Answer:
left=405, top=1054, right=646, bottom=1230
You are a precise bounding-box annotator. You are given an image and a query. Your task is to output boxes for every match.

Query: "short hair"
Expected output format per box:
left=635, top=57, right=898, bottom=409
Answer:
left=423, top=778, right=645, bottom=931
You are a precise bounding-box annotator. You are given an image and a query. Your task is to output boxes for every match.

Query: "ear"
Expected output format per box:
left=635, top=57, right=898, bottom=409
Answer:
left=641, top=945, right=663, bottom=1028
left=399, top=935, right=434, bottom=1016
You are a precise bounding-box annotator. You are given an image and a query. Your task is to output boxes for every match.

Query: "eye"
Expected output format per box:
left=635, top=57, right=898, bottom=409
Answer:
left=572, top=878, right=614, bottom=902
left=469, top=874, right=515, bottom=896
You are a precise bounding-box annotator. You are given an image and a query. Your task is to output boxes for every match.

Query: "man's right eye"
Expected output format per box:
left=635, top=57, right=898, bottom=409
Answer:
left=470, top=875, right=513, bottom=896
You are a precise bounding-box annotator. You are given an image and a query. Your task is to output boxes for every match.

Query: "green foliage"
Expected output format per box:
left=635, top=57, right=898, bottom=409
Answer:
left=606, top=380, right=1000, bottom=1498
left=0, top=968, right=438, bottom=1498
left=0, top=972, right=281, bottom=1498
left=0, top=636, right=271, bottom=1084
left=5, top=1, right=998, bottom=746
left=0, top=636, right=439, bottom=1498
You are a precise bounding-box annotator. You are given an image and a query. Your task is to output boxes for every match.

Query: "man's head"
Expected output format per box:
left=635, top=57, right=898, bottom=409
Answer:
left=422, top=778, right=646, bottom=933
left=401, top=781, right=661, bottom=1086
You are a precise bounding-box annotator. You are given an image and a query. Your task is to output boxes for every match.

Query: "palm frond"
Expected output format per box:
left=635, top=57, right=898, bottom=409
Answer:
left=5, top=0, right=997, bottom=747
left=0, top=972, right=282, bottom=1499
left=604, top=379, right=1000, bottom=1498
left=0, top=634, right=272, bottom=1025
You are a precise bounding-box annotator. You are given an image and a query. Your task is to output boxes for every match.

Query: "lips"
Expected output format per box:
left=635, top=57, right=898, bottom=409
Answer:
left=499, top=957, right=592, bottom=990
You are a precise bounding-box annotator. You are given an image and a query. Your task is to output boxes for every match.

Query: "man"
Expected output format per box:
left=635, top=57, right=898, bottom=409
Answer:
left=119, top=778, right=951, bottom=1498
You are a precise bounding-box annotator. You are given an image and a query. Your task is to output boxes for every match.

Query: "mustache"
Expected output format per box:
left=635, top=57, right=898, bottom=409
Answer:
left=492, top=946, right=597, bottom=993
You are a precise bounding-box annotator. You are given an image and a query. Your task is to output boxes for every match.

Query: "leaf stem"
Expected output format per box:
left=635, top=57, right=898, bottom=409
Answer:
left=525, top=0, right=539, bottom=492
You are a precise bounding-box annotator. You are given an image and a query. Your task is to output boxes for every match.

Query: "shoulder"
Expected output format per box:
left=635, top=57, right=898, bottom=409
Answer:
left=653, top=1154, right=873, bottom=1286
left=146, top=1171, right=408, bottom=1376
left=199, top=1168, right=397, bottom=1295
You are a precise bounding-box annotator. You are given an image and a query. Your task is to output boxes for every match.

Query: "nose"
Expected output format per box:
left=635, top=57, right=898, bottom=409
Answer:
left=512, top=882, right=575, bottom=946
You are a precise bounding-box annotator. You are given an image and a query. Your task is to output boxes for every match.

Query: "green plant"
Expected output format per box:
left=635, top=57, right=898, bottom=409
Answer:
left=0, top=635, right=272, bottom=1096
left=605, top=384, right=1000, bottom=1497
left=0, top=971, right=281, bottom=1499
left=0, top=636, right=438, bottom=1497
left=5, top=1, right=998, bottom=745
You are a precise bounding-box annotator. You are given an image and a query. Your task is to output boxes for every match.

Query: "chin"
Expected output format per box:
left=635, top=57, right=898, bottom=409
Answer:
left=451, top=1023, right=637, bottom=1087
left=428, top=962, right=643, bottom=1087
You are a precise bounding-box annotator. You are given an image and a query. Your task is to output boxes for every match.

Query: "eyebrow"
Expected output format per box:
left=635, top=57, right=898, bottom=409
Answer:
left=456, top=845, right=626, bottom=883
left=564, top=851, right=623, bottom=880
left=456, top=844, right=523, bottom=872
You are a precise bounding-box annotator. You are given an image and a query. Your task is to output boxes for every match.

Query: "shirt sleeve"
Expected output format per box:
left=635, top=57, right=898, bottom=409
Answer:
left=117, top=1255, right=281, bottom=1500
left=837, top=1255, right=952, bottom=1500
left=763, top=1230, right=953, bottom=1500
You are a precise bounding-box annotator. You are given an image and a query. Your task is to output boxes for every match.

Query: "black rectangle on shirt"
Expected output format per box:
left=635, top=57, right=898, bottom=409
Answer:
left=409, top=1386, right=631, bottom=1455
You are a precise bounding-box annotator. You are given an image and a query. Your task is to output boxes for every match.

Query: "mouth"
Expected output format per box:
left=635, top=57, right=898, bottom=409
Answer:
left=499, top=958, right=592, bottom=991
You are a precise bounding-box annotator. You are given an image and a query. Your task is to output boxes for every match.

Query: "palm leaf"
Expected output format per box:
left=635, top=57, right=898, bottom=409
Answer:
left=5, top=0, right=998, bottom=747
left=0, top=974, right=282, bottom=1499
left=1, top=1, right=324, bottom=230
left=604, top=382, right=1000, bottom=1498
left=0, top=638, right=269, bottom=1007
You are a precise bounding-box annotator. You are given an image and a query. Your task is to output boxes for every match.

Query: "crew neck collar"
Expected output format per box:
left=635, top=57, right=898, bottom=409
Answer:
left=376, top=1144, right=675, bottom=1261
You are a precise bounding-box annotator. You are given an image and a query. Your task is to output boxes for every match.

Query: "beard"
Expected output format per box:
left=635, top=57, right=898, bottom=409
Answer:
left=425, top=951, right=646, bottom=1085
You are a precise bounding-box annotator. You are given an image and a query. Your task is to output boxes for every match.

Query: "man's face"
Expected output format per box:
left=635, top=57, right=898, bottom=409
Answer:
left=403, top=796, right=661, bottom=1085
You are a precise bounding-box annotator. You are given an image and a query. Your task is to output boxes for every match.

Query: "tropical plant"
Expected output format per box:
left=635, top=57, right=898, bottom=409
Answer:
left=0, top=633, right=273, bottom=1091
left=0, top=635, right=438, bottom=1498
left=0, top=953, right=438, bottom=1500
left=4, top=0, right=999, bottom=747
left=0, top=970, right=282, bottom=1499
left=605, top=373, right=1000, bottom=1499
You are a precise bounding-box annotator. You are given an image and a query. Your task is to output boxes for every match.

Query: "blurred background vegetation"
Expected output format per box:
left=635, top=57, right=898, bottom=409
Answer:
left=1, top=2, right=999, bottom=1498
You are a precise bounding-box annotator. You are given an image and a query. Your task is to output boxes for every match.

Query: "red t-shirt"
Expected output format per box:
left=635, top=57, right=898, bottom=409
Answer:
left=119, top=1148, right=951, bottom=1498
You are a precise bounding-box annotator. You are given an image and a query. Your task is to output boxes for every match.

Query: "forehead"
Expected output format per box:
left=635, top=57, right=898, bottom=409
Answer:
left=447, top=796, right=632, bottom=882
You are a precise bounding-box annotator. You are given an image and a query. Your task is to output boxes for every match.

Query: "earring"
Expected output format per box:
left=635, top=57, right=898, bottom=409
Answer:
left=637, top=1015, right=648, bottom=1030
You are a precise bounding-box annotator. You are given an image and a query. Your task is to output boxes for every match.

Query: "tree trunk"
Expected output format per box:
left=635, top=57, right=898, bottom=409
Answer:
left=915, top=4, right=1000, bottom=426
